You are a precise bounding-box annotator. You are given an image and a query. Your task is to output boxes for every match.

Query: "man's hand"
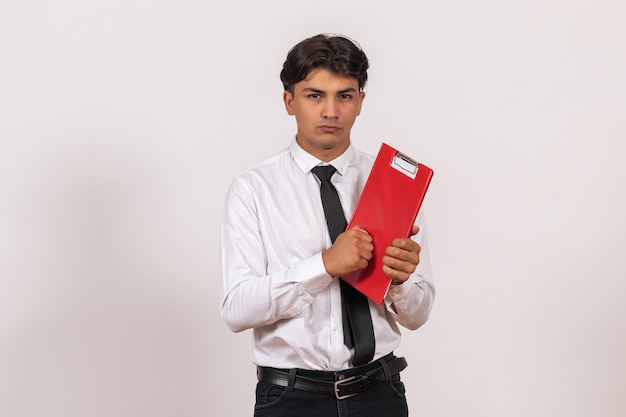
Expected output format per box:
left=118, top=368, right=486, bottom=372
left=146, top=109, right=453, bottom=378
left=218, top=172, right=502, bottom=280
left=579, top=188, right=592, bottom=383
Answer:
left=322, top=225, right=373, bottom=277
left=382, top=226, right=421, bottom=285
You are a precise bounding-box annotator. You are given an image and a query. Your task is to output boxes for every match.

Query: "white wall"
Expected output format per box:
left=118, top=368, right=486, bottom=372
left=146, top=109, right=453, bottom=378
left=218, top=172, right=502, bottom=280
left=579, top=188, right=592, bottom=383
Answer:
left=1, top=1, right=625, bottom=416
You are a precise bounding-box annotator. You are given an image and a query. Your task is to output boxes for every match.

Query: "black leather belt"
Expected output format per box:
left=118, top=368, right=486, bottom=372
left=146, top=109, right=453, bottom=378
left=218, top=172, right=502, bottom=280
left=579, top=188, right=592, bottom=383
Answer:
left=257, top=356, right=407, bottom=400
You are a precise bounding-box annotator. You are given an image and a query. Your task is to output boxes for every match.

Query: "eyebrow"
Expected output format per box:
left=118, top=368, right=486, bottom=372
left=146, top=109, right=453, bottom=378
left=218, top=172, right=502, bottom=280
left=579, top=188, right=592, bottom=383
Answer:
left=302, top=87, right=358, bottom=95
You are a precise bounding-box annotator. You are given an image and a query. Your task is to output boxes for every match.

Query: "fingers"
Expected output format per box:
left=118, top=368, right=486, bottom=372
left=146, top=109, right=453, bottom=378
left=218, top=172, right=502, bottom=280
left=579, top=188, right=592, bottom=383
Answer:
left=350, top=224, right=371, bottom=237
left=322, top=226, right=373, bottom=277
left=388, top=236, right=420, bottom=259
left=382, top=237, right=420, bottom=284
left=323, top=225, right=422, bottom=283
left=342, top=226, right=374, bottom=262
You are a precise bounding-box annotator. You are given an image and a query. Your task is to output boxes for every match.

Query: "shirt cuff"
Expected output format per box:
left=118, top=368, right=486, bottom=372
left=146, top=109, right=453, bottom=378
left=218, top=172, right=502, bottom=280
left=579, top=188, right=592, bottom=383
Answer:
left=387, top=279, right=413, bottom=300
left=295, top=252, right=334, bottom=296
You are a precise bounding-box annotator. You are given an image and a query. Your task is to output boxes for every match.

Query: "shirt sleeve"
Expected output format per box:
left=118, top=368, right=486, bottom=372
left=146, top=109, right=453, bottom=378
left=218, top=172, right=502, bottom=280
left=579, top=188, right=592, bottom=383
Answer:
left=218, top=176, right=334, bottom=333
left=384, top=211, right=436, bottom=330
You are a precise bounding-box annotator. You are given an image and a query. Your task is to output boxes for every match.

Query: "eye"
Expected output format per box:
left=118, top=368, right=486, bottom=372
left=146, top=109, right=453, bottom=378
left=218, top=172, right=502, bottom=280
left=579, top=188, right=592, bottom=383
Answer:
left=338, top=94, right=353, bottom=100
left=308, top=93, right=322, bottom=99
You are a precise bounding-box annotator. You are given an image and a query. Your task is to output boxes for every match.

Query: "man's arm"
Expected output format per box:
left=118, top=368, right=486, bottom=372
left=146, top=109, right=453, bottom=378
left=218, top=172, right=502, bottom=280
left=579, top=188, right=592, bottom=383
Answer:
left=218, top=177, right=333, bottom=333
left=382, top=214, right=436, bottom=330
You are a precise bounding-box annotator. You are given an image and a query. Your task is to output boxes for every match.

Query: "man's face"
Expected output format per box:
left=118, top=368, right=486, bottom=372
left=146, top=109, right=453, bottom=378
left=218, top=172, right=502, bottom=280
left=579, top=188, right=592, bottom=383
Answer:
left=283, top=68, right=366, bottom=161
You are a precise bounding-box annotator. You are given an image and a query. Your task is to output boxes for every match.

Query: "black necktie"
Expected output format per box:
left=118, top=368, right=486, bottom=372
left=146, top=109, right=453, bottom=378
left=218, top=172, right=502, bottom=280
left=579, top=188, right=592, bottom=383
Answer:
left=312, top=165, right=375, bottom=366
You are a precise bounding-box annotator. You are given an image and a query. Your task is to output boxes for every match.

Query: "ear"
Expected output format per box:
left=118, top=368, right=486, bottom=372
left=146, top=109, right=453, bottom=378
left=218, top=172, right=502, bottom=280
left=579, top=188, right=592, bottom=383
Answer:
left=283, top=90, right=295, bottom=115
left=356, top=91, right=366, bottom=116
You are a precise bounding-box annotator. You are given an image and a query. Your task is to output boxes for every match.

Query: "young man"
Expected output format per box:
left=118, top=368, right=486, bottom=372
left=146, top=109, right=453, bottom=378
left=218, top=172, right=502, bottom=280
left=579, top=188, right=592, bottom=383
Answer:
left=218, top=34, right=435, bottom=417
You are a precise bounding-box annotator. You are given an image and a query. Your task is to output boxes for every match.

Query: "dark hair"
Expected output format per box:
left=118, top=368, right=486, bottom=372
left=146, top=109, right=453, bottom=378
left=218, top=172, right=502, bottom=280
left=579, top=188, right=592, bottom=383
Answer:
left=280, top=34, right=369, bottom=93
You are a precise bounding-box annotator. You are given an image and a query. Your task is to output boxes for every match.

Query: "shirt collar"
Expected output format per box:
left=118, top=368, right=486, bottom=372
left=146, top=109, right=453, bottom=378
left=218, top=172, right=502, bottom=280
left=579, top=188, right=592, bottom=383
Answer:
left=290, top=138, right=355, bottom=176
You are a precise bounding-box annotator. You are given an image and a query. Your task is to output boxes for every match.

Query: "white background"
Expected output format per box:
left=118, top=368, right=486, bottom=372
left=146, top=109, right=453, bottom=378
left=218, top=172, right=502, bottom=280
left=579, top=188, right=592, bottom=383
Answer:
left=1, top=1, right=625, bottom=416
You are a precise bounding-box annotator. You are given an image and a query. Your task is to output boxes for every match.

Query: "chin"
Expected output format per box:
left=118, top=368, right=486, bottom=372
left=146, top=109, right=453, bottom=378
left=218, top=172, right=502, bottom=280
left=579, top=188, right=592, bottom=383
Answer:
left=317, top=136, right=348, bottom=149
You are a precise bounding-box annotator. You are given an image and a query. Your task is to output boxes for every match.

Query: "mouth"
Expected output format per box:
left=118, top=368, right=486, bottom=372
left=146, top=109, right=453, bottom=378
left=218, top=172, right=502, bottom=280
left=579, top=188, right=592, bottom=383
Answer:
left=319, top=124, right=341, bottom=133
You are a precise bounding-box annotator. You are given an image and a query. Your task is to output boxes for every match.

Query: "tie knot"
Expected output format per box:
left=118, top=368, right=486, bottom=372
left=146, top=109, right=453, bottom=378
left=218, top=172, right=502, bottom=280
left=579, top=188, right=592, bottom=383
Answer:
left=312, top=165, right=337, bottom=182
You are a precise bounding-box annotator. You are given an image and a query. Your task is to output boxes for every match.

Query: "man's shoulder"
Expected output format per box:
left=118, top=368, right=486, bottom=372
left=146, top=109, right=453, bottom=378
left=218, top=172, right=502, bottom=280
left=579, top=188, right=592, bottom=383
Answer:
left=230, top=147, right=291, bottom=185
left=352, top=145, right=375, bottom=160
left=349, top=145, right=376, bottom=169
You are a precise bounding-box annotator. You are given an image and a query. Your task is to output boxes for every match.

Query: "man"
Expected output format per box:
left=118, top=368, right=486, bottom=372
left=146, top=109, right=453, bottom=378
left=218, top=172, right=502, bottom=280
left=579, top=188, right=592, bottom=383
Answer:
left=218, top=33, right=435, bottom=417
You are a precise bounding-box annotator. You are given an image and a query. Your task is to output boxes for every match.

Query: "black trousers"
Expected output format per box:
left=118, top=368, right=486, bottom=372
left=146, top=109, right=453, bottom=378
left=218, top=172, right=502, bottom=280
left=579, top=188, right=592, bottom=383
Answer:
left=254, top=354, right=409, bottom=417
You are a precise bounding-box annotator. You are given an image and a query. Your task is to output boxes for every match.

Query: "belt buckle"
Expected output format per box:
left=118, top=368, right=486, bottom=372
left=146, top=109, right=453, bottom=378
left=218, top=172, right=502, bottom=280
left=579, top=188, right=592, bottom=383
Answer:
left=334, top=375, right=358, bottom=400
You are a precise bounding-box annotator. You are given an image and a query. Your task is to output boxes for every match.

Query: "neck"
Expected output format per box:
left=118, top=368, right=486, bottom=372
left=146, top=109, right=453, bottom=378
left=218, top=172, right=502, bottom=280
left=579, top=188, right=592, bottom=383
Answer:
left=296, top=138, right=350, bottom=162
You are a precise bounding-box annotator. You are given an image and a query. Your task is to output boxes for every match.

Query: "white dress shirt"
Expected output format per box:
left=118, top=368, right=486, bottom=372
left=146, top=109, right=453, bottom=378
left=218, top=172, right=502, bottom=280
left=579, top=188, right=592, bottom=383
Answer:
left=218, top=140, right=435, bottom=370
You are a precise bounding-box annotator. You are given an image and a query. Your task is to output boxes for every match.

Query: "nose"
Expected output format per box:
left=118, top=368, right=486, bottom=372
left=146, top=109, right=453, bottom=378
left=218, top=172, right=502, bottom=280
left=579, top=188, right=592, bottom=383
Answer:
left=322, top=97, right=337, bottom=119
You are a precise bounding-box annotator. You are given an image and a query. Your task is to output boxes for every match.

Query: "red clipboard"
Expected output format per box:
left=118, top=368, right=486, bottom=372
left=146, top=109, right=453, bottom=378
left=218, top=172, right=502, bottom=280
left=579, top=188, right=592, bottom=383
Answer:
left=341, top=143, right=434, bottom=304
